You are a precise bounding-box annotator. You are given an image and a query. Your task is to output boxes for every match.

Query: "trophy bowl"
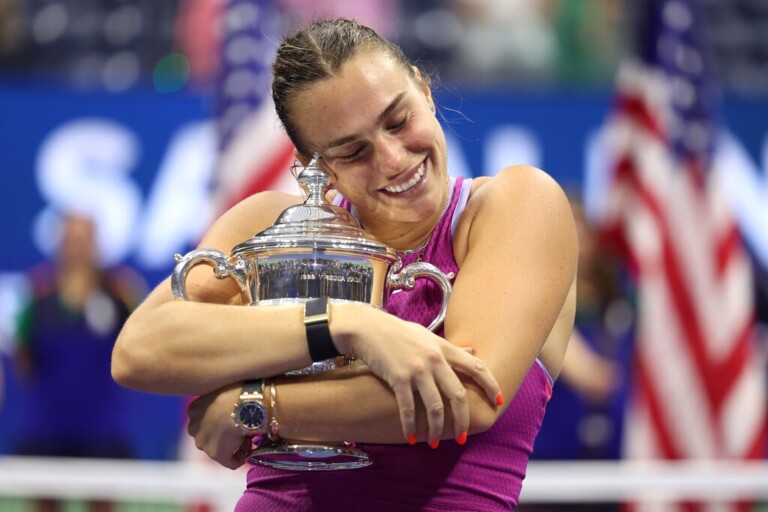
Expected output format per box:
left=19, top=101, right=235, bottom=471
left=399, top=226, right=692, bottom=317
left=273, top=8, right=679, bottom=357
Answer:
left=171, top=156, right=453, bottom=470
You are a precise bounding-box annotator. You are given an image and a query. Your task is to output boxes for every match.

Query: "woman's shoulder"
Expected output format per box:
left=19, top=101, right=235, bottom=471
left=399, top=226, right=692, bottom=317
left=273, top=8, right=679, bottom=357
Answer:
left=468, top=165, right=565, bottom=202
left=200, top=190, right=304, bottom=251
left=454, top=166, right=572, bottom=261
left=463, top=165, right=569, bottom=224
left=227, top=190, right=304, bottom=216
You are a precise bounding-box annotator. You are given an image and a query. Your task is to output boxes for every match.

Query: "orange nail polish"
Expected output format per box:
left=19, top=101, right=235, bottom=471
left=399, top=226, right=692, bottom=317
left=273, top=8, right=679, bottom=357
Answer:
left=430, top=439, right=440, bottom=449
left=496, top=392, right=504, bottom=406
left=456, top=432, right=468, bottom=445
left=408, top=434, right=416, bottom=446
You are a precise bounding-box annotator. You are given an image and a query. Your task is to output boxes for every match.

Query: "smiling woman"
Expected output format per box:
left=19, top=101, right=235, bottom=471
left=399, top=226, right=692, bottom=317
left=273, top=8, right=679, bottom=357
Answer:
left=288, top=46, right=449, bottom=249
left=111, top=17, right=578, bottom=511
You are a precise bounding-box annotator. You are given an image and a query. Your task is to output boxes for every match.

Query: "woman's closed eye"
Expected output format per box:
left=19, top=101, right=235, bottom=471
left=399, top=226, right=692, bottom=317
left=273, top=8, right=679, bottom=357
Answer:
left=340, top=146, right=364, bottom=162
left=387, top=114, right=408, bottom=133
left=332, top=113, right=409, bottom=163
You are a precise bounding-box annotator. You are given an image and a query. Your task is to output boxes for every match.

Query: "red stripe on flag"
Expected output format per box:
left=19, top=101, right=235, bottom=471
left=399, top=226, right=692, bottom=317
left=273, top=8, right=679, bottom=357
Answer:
left=635, top=349, right=681, bottom=459
left=711, top=320, right=752, bottom=419
left=228, top=142, right=296, bottom=206
left=615, top=95, right=664, bottom=140
left=716, top=223, right=743, bottom=278
left=744, top=410, right=768, bottom=460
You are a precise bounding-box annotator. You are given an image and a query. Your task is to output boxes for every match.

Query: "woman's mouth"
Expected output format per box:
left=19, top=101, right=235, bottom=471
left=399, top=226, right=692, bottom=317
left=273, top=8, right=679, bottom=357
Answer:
left=384, top=162, right=426, bottom=194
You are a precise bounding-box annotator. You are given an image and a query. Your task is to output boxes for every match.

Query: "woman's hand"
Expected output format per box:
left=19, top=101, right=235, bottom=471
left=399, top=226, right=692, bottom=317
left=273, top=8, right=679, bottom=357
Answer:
left=187, top=383, right=254, bottom=469
left=329, top=302, right=502, bottom=446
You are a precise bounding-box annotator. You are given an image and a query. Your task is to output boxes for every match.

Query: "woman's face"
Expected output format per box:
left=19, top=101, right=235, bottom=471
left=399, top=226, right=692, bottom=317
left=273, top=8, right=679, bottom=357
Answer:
left=290, top=49, right=448, bottom=231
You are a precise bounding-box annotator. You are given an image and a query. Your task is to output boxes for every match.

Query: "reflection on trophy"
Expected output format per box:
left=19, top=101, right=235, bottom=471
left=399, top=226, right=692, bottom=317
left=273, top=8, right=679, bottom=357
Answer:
left=170, top=154, right=453, bottom=470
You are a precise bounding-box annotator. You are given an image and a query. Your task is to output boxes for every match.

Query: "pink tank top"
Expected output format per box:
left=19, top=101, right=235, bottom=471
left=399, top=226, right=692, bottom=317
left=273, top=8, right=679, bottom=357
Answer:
left=237, top=177, right=553, bottom=511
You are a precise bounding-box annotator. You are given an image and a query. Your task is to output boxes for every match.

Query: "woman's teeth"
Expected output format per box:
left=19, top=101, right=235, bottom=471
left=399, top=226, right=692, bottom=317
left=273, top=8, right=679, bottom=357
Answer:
left=385, top=163, right=425, bottom=193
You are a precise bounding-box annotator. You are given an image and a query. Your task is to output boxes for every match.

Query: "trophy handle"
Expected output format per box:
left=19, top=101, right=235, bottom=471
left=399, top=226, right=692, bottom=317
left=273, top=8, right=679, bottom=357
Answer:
left=171, top=248, right=249, bottom=300
left=388, top=262, right=454, bottom=332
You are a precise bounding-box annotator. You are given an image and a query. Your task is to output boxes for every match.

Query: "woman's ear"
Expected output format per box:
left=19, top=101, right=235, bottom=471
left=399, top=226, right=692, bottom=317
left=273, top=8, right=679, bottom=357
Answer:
left=293, top=148, right=310, bottom=166
left=293, top=147, right=338, bottom=182
left=411, top=66, right=435, bottom=112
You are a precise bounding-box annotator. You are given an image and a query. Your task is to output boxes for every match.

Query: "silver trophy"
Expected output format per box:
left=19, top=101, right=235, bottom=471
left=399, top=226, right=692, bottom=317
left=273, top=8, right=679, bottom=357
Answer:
left=171, top=155, right=453, bottom=471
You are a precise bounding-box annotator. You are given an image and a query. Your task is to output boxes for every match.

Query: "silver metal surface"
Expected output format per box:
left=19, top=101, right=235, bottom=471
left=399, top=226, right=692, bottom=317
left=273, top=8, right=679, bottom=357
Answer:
left=171, top=249, right=249, bottom=300
left=248, top=441, right=372, bottom=471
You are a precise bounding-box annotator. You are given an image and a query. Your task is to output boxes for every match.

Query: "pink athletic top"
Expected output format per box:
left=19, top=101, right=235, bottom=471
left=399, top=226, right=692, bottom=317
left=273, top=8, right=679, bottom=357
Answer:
left=236, top=177, right=553, bottom=511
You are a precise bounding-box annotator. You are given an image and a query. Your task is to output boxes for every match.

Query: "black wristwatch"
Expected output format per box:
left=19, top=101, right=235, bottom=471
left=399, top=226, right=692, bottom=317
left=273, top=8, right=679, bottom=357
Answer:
left=232, top=379, right=268, bottom=436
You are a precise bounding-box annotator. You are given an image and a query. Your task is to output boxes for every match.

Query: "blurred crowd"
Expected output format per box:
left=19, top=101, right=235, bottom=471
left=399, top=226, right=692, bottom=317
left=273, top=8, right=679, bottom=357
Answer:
left=0, top=0, right=767, bottom=94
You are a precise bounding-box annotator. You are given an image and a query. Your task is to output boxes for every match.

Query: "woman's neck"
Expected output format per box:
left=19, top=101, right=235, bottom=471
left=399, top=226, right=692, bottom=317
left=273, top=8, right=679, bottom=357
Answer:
left=360, top=181, right=451, bottom=252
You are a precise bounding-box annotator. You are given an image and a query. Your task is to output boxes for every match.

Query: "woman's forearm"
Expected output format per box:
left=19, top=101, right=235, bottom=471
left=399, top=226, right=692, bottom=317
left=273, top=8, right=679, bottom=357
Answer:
left=112, top=298, right=312, bottom=396
left=273, top=368, right=499, bottom=444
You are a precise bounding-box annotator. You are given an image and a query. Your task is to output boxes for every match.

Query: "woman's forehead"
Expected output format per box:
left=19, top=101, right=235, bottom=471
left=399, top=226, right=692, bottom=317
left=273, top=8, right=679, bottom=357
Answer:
left=291, top=51, right=416, bottom=146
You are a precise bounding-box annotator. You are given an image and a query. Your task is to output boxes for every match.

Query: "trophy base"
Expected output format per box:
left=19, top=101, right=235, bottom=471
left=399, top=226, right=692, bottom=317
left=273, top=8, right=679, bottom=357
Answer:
left=248, top=440, right=372, bottom=471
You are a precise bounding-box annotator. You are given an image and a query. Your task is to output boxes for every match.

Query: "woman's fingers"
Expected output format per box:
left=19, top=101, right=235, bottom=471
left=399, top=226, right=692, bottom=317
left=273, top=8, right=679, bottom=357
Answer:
left=391, top=356, right=468, bottom=446
left=433, top=364, right=470, bottom=442
left=391, top=381, right=417, bottom=444
left=227, top=436, right=254, bottom=470
left=411, top=351, right=472, bottom=446
left=343, top=305, right=501, bottom=445
left=187, top=385, right=250, bottom=469
left=413, top=376, right=446, bottom=446
left=444, top=343, right=502, bottom=407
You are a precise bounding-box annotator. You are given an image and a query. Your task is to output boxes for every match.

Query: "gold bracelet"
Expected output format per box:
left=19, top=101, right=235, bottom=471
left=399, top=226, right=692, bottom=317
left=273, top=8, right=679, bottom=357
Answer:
left=267, top=379, right=281, bottom=442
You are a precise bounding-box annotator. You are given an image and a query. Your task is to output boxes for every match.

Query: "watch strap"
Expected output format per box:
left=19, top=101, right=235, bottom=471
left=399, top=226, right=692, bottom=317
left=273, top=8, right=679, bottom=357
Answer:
left=304, top=297, right=341, bottom=362
left=305, top=296, right=329, bottom=319
left=240, top=379, right=265, bottom=399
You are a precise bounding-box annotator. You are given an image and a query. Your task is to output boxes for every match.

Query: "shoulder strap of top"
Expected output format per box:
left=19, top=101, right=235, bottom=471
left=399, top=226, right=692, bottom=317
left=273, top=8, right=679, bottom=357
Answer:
left=450, top=178, right=473, bottom=237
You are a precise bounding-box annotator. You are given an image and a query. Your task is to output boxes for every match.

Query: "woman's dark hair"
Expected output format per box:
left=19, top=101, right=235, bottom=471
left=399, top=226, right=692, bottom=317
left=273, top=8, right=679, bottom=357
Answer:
left=272, top=18, right=424, bottom=154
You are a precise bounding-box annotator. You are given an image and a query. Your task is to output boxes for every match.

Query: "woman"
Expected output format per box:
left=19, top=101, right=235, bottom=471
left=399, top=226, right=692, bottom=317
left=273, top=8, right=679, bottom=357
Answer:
left=112, top=18, right=578, bottom=511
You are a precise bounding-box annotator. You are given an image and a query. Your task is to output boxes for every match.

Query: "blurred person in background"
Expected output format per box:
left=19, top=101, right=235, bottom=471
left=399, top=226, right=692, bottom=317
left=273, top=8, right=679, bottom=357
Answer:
left=449, top=0, right=558, bottom=83
left=278, top=0, right=397, bottom=37
left=756, top=264, right=768, bottom=462
left=520, top=197, right=634, bottom=512
left=0, top=0, right=22, bottom=63
left=548, top=0, right=623, bottom=84
left=11, top=211, right=146, bottom=512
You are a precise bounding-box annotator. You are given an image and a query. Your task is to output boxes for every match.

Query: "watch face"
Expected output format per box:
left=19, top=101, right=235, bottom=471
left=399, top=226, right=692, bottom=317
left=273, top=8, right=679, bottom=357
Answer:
left=237, top=402, right=266, bottom=430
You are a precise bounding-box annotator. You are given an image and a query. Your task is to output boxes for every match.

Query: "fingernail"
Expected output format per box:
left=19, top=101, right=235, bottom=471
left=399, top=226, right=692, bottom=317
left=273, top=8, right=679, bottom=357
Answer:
left=496, top=392, right=504, bottom=406
left=408, top=434, right=416, bottom=445
left=456, top=432, right=468, bottom=445
left=430, top=439, right=440, bottom=450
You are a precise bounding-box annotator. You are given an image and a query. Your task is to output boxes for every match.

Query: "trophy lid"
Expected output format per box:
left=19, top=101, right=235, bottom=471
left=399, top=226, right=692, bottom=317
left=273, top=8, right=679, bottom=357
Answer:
left=231, top=155, right=398, bottom=262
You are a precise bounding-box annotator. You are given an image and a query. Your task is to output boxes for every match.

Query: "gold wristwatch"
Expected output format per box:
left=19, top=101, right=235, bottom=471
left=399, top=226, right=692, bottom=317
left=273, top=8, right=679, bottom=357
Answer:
left=232, top=379, right=268, bottom=436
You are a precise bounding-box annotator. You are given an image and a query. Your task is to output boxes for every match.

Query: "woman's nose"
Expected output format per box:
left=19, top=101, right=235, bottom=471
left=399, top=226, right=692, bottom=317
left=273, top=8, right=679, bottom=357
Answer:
left=372, top=134, right=406, bottom=176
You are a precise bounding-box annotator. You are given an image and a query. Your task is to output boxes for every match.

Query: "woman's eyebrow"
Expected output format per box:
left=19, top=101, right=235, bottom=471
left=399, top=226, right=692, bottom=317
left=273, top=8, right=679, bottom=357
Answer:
left=376, top=91, right=407, bottom=124
left=322, top=91, right=408, bottom=151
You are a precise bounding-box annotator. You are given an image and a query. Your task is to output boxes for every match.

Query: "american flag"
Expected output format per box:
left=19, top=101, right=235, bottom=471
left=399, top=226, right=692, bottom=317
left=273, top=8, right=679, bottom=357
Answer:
left=602, top=0, right=766, bottom=509
left=214, top=0, right=299, bottom=213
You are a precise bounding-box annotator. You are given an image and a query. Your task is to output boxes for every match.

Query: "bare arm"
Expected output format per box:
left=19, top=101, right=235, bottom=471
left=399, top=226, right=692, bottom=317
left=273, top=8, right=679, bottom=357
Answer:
left=444, top=166, right=578, bottom=424
left=112, top=191, right=316, bottom=395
